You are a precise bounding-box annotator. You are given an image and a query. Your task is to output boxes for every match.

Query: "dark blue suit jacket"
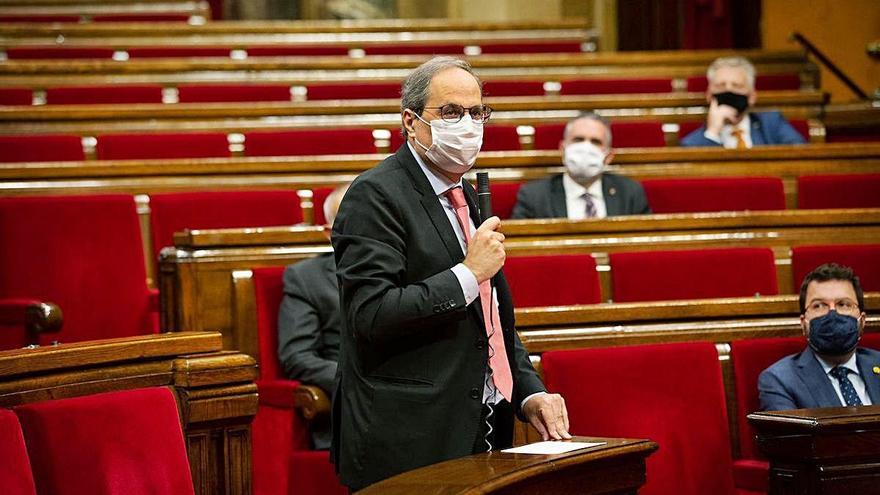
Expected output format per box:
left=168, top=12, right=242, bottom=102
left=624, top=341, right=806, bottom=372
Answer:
left=758, top=346, right=880, bottom=411
left=680, top=111, right=807, bottom=147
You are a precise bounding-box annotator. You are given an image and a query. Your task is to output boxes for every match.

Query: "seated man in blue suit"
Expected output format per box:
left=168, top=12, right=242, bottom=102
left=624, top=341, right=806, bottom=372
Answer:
left=759, top=263, right=879, bottom=410
left=681, top=56, right=806, bottom=148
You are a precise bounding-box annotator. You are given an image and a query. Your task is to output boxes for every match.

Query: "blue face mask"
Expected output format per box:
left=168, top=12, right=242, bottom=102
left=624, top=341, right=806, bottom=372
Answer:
left=807, top=310, right=861, bottom=356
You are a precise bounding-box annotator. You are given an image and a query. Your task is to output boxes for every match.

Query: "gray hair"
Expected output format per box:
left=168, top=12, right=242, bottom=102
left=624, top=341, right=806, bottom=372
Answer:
left=400, top=56, right=482, bottom=135
left=707, top=56, right=756, bottom=91
left=323, top=183, right=350, bottom=227
left=564, top=111, right=613, bottom=149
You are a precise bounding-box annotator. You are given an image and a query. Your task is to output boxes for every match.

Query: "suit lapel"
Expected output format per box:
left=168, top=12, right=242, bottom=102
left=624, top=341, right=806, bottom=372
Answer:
left=550, top=175, right=567, bottom=217
left=856, top=349, right=880, bottom=404
left=750, top=114, right=767, bottom=145
left=602, top=174, right=620, bottom=216
left=797, top=348, right=843, bottom=407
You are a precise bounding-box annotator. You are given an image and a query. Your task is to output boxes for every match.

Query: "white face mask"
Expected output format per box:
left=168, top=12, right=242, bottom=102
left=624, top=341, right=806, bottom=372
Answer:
left=411, top=112, right=483, bottom=174
left=563, top=141, right=608, bottom=181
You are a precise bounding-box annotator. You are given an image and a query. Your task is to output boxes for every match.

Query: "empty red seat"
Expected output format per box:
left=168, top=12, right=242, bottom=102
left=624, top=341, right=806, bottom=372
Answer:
left=0, top=409, right=36, bottom=495
left=0, top=134, right=84, bottom=162
left=0, top=194, right=158, bottom=348
left=797, top=174, right=880, bottom=209
left=363, top=43, right=465, bottom=55
left=5, top=47, right=115, bottom=59
left=15, top=387, right=194, bottom=495
left=45, top=85, right=164, bottom=105
left=482, top=80, right=546, bottom=97
left=250, top=267, right=348, bottom=495
left=246, top=46, right=349, bottom=57
left=244, top=129, right=376, bottom=156
left=96, top=132, right=230, bottom=160
left=177, top=84, right=292, bottom=103
left=543, top=342, right=737, bottom=495
left=91, top=14, right=191, bottom=22
left=791, top=244, right=880, bottom=291
left=532, top=123, right=567, bottom=150
left=305, top=82, right=400, bottom=100
left=0, top=15, right=79, bottom=22
left=560, top=78, right=673, bottom=95
left=504, top=254, right=601, bottom=307
left=729, top=337, right=804, bottom=493
left=686, top=74, right=802, bottom=92
left=641, top=177, right=786, bottom=213
left=311, top=187, right=334, bottom=226
left=533, top=121, right=665, bottom=149
left=489, top=182, right=522, bottom=220
left=127, top=46, right=231, bottom=58
left=479, top=41, right=583, bottom=53
left=148, top=190, right=303, bottom=260
left=482, top=124, right=521, bottom=151
left=610, top=247, right=778, bottom=302
left=0, top=88, right=32, bottom=106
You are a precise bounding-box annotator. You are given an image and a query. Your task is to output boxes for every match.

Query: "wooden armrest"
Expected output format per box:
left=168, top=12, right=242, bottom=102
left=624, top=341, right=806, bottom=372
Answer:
left=0, top=299, right=63, bottom=337
left=294, top=384, right=330, bottom=421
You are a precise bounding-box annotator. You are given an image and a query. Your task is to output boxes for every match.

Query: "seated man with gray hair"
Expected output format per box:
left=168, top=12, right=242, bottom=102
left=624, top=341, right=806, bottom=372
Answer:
left=681, top=56, right=806, bottom=148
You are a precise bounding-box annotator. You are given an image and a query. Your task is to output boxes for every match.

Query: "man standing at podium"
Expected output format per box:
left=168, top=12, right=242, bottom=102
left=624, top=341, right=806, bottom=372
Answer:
left=330, top=56, right=570, bottom=491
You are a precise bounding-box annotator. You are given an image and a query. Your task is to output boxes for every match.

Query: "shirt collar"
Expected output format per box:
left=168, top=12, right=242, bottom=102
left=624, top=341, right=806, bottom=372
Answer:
left=722, top=113, right=751, bottom=135
left=407, top=141, right=461, bottom=196
left=563, top=173, right=604, bottom=200
left=815, top=350, right=860, bottom=376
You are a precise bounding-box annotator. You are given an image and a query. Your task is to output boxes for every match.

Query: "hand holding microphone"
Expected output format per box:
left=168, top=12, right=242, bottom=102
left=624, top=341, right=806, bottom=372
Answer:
left=463, top=172, right=504, bottom=284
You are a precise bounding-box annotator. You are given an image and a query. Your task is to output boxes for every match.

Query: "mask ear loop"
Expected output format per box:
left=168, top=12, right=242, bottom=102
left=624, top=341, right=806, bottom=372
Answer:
left=406, top=109, right=434, bottom=152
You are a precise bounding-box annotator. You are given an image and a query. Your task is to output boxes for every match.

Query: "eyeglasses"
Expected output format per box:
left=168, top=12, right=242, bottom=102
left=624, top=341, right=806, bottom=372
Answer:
left=805, top=299, right=861, bottom=317
left=422, top=103, right=493, bottom=124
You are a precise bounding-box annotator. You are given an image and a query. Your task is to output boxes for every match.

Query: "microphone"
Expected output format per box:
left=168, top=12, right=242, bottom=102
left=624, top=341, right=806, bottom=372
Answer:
left=476, top=172, right=492, bottom=222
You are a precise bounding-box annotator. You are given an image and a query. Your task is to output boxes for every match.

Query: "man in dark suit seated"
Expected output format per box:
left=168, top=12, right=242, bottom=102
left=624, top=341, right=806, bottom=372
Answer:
left=510, top=112, right=651, bottom=219
left=277, top=183, right=348, bottom=449
left=759, top=263, right=880, bottom=411
left=331, top=56, right=570, bottom=491
left=681, top=56, right=806, bottom=148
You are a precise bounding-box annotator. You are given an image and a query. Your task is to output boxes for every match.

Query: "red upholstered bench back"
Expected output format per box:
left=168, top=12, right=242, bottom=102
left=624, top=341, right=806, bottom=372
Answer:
left=45, top=85, right=164, bottom=105
left=0, top=134, right=85, bottom=162
left=0, top=88, right=33, bottom=105
left=177, top=84, right=293, bottom=103
left=543, top=342, right=737, bottom=495
left=96, top=132, right=231, bottom=160
left=479, top=41, right=583, bottom=53
left=791, top=244, right=880, bottom=292
left=305, top=82, right=401, bottom=100
left=504, top=254, right=601, bottom=307
left=148, top=190, right=303, bottom=260
left=482, top=124, right=522, bottom=151
left=797, top=174, right=880, bottom=209
left=244, top=129, right=377, bottom=156
left=610, top=247, right=779, bottom=302
left=252, top=266, right=289, bottom=382
left=311, top=187, right=334, bottom=226
left=126, top=46, right=231, bottom=58
left=532, top=121, right=665, bottom=149
left=15, top=387, right=194, bottom=495
left=6, top=47, right=115, bottom=59
left=729, top=337, right=805, bottom=460
left=686, top=74, right=802, bottom=92
left=0, top=408, right=36, bottom=495
left=489, top=182, right=522, bottom=220
left=641, top=176, right=786, bottom=213
left=560, top=78, right=673, bottom=95
left=482, top=80, right=546, bottom=97
left=247, top=46, right=349, bottom=57
left=363, top=43, right=465, bottom=55
left=0, top=194, right=156, bottom=347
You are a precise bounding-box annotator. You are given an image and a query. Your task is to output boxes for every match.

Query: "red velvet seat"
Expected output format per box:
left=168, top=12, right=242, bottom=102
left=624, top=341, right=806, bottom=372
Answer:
left=504, top=254, right=601, bottom=307
left=686, top=74, right=802, bottom=92
left=147, top=190, right=303, bottom=260
left=482, top=124, right=522, bottom=151
left=0, top=15, right=79, bottom=22
left=305, top=82, right=400, bottom=100
left=5, top=47, right=115, bottom=59
left=0, top=134, right=84, bottom=162
left=489, top=182, right=522, bottom=220
left=533, top=121, right=665, bottom=149
left=126, top=46, right=231, bottom=58
left=797, top=174, right=880, bottom=209
left=479, top=41, right=583, bottom=53
left=91, top=14, right=191, bottom=22
left=791, top=244, right=880, bottom=291
left=246, top=46, right=349, bottom=57
left=610, top=247, right=778, bottom=303
left=482, top=80, right=546, bottom=97
left=96, top=132, right=231, bottom=160
left=640, top=177, right=786, bottom=213
left=543, top=342, right=737, bottom=495
left=560, top=78, right=673, bottom=95
left=729, top=337, right=804, bottom=493
left=0, top=88, right=32, bottom=106
left=311, top=187, right=334, bottom=226
left=250, top=267, right=347, bottom=495
left=0, top=194, right=158, bottom=349
left=0, top=409, right=37, bottom=495
left=45, top=85, right=164, bottom=105
left=363, top=43, right=465, bottom=55
left=15, top=387, right=194, bottom=495
left=177, top=84, right=292, bottom=103
left=244, top=129, right=376, bottom=156
left=678, top=119, right=810, bottom=143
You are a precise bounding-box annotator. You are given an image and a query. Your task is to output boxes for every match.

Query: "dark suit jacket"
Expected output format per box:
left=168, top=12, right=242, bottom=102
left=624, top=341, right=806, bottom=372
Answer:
left=680, top=110, right=807, bottom=147
left=277, top=253, right=340, bottom=395
left=758, top=346, right=880, bottom=411
left=330, top=145, right=546, bottom=490
left=510, top=172, right=651, bottom=219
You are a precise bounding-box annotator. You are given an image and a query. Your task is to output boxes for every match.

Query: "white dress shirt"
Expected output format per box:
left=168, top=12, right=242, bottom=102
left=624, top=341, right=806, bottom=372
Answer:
left=703, top=114, right=753, bottom=149
left=815, top=351, right=873, bottom=406
left=562, top=173, right=607, bottom=219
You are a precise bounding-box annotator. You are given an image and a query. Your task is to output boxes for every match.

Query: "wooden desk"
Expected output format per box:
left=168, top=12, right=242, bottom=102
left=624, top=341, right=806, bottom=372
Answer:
left=356, top=436, right=657, bottom=495
left=748, top=406, right=880, bottom=494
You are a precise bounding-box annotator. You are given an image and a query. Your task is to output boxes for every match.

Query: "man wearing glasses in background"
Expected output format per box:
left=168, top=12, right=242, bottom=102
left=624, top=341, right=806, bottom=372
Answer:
left=330, top=56, right=569, bottom=492
left=759, top=263, right=880, bottom=410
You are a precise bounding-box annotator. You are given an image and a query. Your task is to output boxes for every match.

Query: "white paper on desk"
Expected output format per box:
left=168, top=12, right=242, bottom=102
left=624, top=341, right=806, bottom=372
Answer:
left=501, top=441, right=605, bottom=455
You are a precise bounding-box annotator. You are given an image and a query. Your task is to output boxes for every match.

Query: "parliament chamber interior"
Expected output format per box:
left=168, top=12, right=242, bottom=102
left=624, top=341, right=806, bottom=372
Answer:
left=0, top=0, right=878, bottom=494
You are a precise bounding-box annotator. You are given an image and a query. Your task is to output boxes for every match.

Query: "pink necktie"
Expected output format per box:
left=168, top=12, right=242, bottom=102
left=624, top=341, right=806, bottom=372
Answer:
left=445, top=187, right=514, bottom=402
